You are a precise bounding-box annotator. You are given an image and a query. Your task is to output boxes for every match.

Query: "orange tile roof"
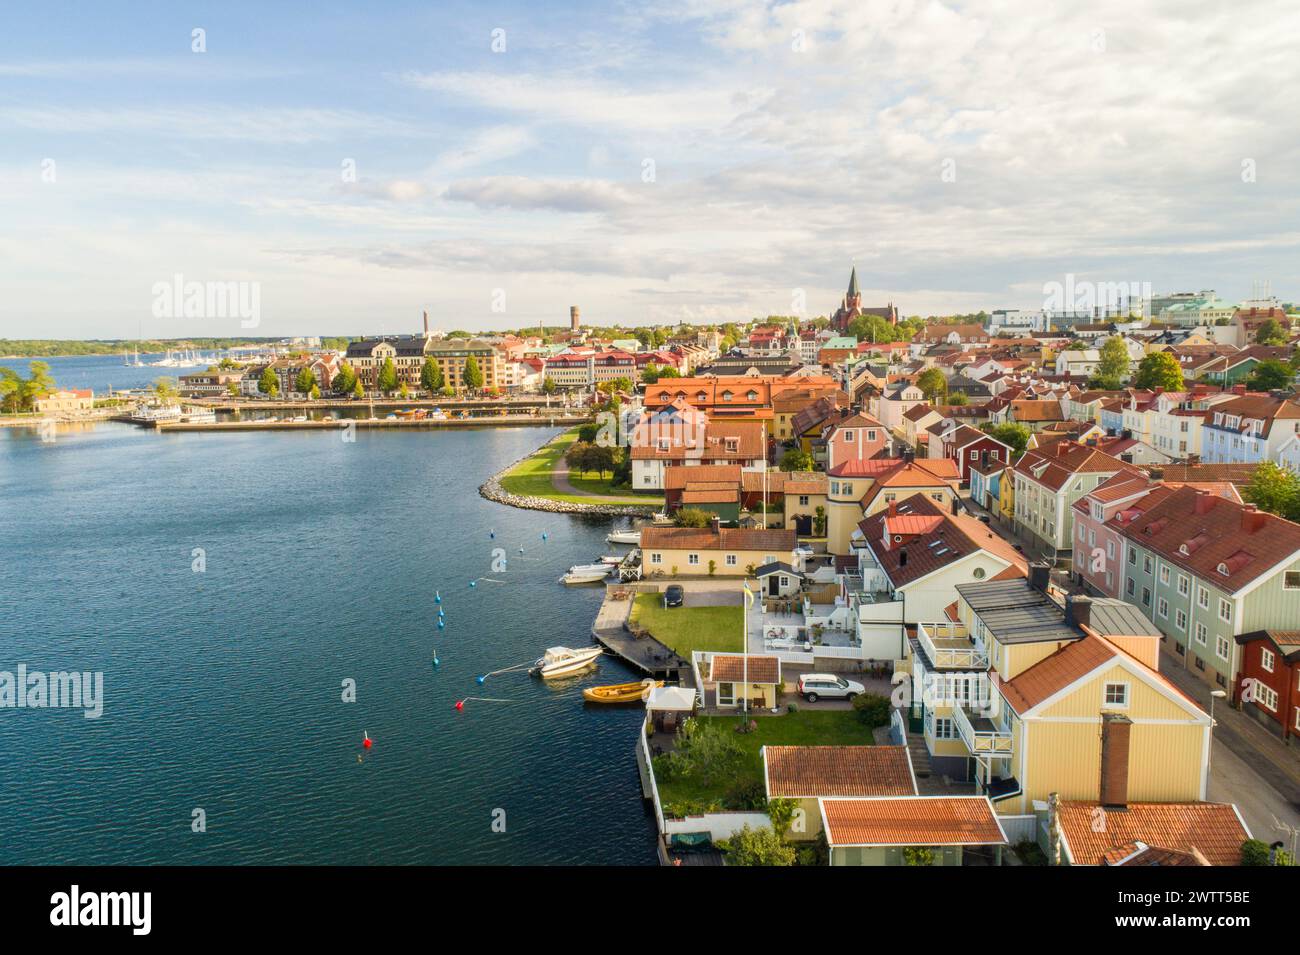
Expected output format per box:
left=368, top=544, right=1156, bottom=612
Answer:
left=710, top=654, right=780, bottom=684
left=764, top=746, right=916, bottom=798
left=663, top=465, right=742, bottom=489
left=1056, top=802, right=1249, bottom=867
left=995, top=633, right=1116, bottom=713
left=820, top=796, right=1007, bottom=847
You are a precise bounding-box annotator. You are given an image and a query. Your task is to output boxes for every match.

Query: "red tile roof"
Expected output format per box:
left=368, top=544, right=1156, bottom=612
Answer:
left=640, top=526, right=796, bottom=553
left=1056, top=801, right=1249, bottom=867
left=764, top=746, right=916, bottom=798
left=820, top=796, right=1008, bottom=846
left=709, top=654, right=780, bottom=684
left=858, top=495, right=1026, bottom=587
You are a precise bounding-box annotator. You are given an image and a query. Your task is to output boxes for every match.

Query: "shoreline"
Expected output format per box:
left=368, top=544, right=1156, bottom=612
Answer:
left=479, top=432, right=660, bottom=517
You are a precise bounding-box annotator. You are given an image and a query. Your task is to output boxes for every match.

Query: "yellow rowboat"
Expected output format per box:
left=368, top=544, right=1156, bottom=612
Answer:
left=582, top=679, right=664, bottom=704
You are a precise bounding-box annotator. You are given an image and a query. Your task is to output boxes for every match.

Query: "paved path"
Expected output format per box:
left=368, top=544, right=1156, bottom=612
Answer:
left=1158, top=649, right=1300, bottom=844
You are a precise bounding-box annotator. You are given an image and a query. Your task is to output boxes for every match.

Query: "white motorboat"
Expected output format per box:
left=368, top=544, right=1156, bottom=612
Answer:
left=561, top=563, right=612, bottom=585
left=530, top=646, right=603, bottom=679
left=605, top=529, right=641, bottom=545
left=597, top=555, right=622, bottom=565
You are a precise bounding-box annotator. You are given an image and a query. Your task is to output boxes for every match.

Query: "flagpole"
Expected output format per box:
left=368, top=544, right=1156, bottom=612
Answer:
left=743, top=579, right=749, bottom=716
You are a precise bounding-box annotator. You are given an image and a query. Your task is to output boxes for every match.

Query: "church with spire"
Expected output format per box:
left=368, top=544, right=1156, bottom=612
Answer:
left=830, top=266, right=898, bottom=332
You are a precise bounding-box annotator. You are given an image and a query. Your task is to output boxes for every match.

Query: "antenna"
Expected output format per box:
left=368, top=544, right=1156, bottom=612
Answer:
left=1271, top=815, right=1298, bottom=861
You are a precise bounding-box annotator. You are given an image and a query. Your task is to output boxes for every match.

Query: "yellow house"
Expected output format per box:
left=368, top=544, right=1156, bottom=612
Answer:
left=640, top=525, right=796, bottom=577
left=907, top=572, right=1211, bottom=816
left=705, top=653, right=781, bottom=709
left=825, top=457, right=961, bottom=556
left=997, top=465, right=1015, bottom=526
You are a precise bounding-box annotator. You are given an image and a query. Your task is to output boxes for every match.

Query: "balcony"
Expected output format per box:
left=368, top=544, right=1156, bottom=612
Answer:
left=954, top=704, right=1013, bottom=757
left=916, top=621, right=988, bottom=670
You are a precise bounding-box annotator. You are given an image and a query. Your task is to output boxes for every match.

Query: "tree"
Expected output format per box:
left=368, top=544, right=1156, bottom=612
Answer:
left=152, top=377, right=179, bottom=402
left=376, top=357, right=398, bottom=394
left=1132, top=351, right=1184, bottom=391
left=1, top=362, right=56, bottom=413
left=674, top=507, right=713, bottom=528
left=903, top=847, right=936, bottom=866
left=420, top=358, right=443, bottom=393
left=780, top=448, right=814, bottom=471
left=723, top=825, right=796, bottom=866
left=333, top=362, right=357, bottom=396
left=352, top=378, right=364, bottom=400
left=462, top=356, right=483, bottom=392
left=1243, top=461, right=1300, bottom=521
left=1241, top=838, right=1294, bottom=866
left=1090, top=336, right=1130, bottom=389
left=916, top=367, right=947, bottom=402
left=294, top=367, right=317, bottom=395
left=226, top=381, right=240, bottom=397
left=257, top=366, right=279, bottom=397
left=767, top=798, right=797, bottom=840
left=1245, top=359, right=1292, bottom=392
left=945, top=391, right=969, bottom=406
left=309, top=384, right=320, bottom=400
left=541, top=377, right=558, bottom=395
left=1254, top=318, right=1288, bottom=346
left=982, top=421, right=1031, bottom=460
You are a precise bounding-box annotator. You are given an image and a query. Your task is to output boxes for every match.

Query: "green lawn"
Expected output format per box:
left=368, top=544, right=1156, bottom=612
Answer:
left=498, top=429, right=660, bottom=507
left=630, top=592, right=744, bottom=657
left=656, top=710, right=878, bottom=810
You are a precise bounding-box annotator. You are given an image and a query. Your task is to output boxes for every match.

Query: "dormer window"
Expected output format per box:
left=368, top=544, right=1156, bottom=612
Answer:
left=724, top=438, right=739, bottom=453
left=1217, top=563, right=1229, bottom=576
left=721, top=390, right=733, bottom=401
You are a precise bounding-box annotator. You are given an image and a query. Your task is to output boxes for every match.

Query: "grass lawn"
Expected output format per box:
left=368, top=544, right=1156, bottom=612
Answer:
left=498, top=429, right=659, bottom=507
left=630, top=592, right=743, bottom=657
left=656, top=710, right=877, bottom=811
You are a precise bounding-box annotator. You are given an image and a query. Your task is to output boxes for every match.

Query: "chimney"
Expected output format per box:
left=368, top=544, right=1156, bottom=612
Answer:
left=1241, top=504, right=1267, bottom=534
left=1232, top=383, right=1246, bottom=396
left=1185, top=453, right=1200, bottom=465
left=1064, top=594, right=1092, bottom=632
left=423, top=310, right=429, bottom=336
left=570, top=306, right=581, bottom=331
left=899, top=549, right=908, bottom=567
left=1099, top=713, right=1132, bottom=808
left=951, top=496, right=960, bottom=516
left=1194, top=491, right=1217, bottom=516
left=709, top=515, right=721, bottom=534
left=887, top=500, right=898, bottom=519
left=1029, top=561, right=1050, bottom=593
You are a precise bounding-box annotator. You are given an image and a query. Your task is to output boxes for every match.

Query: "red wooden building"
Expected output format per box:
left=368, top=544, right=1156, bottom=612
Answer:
left=1234, top=630, right=1300, bottom=744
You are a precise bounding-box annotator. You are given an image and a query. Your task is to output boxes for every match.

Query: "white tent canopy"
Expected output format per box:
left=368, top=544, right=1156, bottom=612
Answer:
left=646, top=686, right=697, bottom=712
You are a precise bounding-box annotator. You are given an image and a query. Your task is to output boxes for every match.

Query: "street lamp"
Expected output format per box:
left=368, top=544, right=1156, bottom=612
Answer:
left=1207, top=689, right=1227, bottom=777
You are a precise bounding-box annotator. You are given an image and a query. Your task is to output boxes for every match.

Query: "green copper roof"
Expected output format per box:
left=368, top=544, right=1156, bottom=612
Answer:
left=847, top=266, right=860, bottom=298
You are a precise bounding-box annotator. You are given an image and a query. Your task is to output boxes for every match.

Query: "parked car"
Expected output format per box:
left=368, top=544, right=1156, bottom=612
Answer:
left=663, top=585, right=684, bottom=608
left=798, top=673, right=864, bottom=702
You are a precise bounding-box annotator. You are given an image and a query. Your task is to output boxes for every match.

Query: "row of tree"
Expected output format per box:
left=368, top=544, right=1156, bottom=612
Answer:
left=0, top=361, right=56, bottom=413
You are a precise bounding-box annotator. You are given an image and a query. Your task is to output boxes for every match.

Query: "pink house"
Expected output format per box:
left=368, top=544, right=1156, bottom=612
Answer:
left=1070, top=472, right=1160, bottom=597
left=825, top=412, right=889, bottom=470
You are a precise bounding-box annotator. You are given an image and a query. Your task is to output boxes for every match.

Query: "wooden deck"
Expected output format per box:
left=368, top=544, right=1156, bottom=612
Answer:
left=591, top=586, right=692, bottom=683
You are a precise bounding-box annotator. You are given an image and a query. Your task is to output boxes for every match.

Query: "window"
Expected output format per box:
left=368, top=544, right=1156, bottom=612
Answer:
left=687, top=554, right=700, bottom=565
left=1126, top=578, right=1135, bottom=596
left=831, top=481, right=840, bottom=495
left=1142, top=587, right=1151, bottom=607
left=1103, top=683, right=1129, bottom=708
left=934, top=718, right=955, bottom=740
left=650, top=552, right=662, bottom=564
left=1218, top=598, right=1231, bottom=623
left=867, top=430, right=878, bottom=442
left=845, top=430, right=856, bottom=442
left=1197, top=586, right=1209, bottom=609
left=1159, top=566, right=1170, bottom=585
left=972, top=567, right=986, bottom=580
left=970, top=450, right=978, bottom=460
left=1177, top=574, right=1189, bottom=596
left=1195, top=623, right=1207, bottom=645
left=1262, top=648, right=1275, bottom=672
left=1216, top=636, right=1230, bottom=661
left=725, top=554, right=737, bottom=567
left=1286, top=571, right=1300, bottom=590
left=1107, top=540, right=1115, bottom=559
left=1175, top=608, right=1186, bottom=631
left=798, top=495, right=809, bottom=506
left=1157, top=597, right=1168, bottom=618
left=1143, top=556, right=1152, bottom=574
left=1254, top=682, right=1279, bottom=712
left=1128, top=549, right=1136, bottom=565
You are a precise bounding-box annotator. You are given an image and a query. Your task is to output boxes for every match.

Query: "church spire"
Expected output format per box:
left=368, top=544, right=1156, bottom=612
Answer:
left=847, top=265, right=860, bottom=299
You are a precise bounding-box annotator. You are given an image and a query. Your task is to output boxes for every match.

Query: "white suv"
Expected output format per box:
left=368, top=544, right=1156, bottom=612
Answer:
left=798, top=673, right=865, bottom=702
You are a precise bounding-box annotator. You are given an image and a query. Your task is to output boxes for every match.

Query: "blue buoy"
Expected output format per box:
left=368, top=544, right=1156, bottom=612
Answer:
left=437, top=619, right=445, bottom=629
left=432, top=655, right=440, bottom=667
left=435, top=592, right=441, bottom=604
left=489, top=530, right=495, bottom=539
left=438, top=608, right=444, bottom=618
left=518, top=546, right=525, bottom=554
left=476, top=675, right=485, bottom=684
left=469, top=580, right=476, bottom=588
left=541, top=532, right=547, bottom=541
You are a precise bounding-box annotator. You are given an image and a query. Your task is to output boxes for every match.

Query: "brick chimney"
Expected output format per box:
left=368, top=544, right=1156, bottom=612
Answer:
left=1028, top=561, right=1050, bottom=593
left=1241, top=504, right=1267, bottom=533
left=709, top=514, right=721, bottom=534
left=1194, top=491, right=1217, bottom=516
left=1064, top=594, right=1092, bottom=632
left=1099, top=713, right=1132, bottom=808
left=887, top=500, right=898, bottom=519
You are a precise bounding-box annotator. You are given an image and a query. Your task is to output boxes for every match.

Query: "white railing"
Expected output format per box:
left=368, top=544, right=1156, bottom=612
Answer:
left=916, top=621, right=988, bottom=669
left=953, top=704, right=1013, bottom=756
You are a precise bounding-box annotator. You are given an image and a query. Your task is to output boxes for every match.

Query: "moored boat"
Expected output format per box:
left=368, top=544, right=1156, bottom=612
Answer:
left=530, top=646, right=603, bottom=679
left=561, top=563, right=612, bottom=585
left=605, top=529, right=641, bottom=545
left=582, top=679, right=664, bottom=704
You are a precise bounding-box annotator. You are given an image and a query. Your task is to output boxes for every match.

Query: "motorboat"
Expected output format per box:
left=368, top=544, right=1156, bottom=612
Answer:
left=582, top=679, right=663, bottom=704
left=605, top=529, right=641, bottom=545
left=530, top=646, right=603, bottom=679
left=561, top=563, right=612, bottom=585
left=597, top=555, right=623, bottom=565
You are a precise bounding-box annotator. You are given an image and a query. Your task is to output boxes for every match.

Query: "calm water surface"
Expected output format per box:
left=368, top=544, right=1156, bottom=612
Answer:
left=0, top=420, right=656, bottom=864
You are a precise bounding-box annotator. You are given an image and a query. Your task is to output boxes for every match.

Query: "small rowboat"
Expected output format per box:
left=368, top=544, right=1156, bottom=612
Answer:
left=582, top=679, right=664, bottom=704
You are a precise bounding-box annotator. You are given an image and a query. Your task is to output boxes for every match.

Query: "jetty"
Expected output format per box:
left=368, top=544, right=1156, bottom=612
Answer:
left=116, top=414, right=592, bottom=433
left=591, top=584, right=692, bottom=684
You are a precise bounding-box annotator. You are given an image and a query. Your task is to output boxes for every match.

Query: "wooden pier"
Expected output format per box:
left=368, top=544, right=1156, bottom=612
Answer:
left=591, top=585, right=692, bottom=683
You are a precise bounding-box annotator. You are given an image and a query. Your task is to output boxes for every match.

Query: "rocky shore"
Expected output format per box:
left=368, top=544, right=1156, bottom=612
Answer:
left=478, top=444, right=659, bottom=517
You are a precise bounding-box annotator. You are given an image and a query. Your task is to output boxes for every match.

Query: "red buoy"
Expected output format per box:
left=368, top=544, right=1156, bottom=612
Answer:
left=362, top=731, right=372, bottom=749
left=454, top=699, right=465, bottom=711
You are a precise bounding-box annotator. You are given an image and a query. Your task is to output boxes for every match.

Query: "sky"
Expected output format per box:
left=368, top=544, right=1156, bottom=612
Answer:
left=1, top=0, right=1298, bottom=340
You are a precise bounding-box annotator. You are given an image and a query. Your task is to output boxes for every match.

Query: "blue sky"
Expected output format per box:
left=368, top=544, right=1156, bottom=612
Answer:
left=2, top=0, right=1298, bottom=339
